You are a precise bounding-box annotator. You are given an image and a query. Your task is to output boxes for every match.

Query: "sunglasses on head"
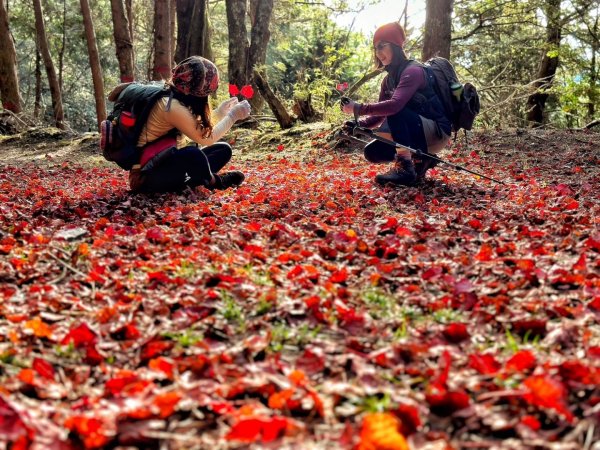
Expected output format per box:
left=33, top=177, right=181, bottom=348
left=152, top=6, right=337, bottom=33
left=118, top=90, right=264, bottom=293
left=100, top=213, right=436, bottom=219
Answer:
left=374, top=42, right=391, bottom=51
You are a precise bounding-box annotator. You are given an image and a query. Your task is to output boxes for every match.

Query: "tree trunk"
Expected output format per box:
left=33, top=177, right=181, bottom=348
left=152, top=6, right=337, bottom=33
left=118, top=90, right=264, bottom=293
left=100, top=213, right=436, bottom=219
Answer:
left=175, top=0, right=192, bottom=62
left=153, top=0, right=172, bottom=80
left=588, top=9, right=598, bottom=120
left=293, top=96, right=321, bottom=123
left=526, top=0, right=561, bottom=125
left=422, top=0, right=454, bottom=61
left=110, top=0, right=135, bottom=82
left=0, top=0, right=22, bottom=113
left=80, top=0, right=106, bottom=129
left=247, top=0, right=273, bottom=109
left=590, top=45, right=597, bottom=120
left=254, top=69, right=293, bottom=128
left=59, top=0, right=66, bottom=91
left=33, top=0, right=65, bottom=129
left=125, top=0, right=133, bottom=40
left=170, top=0, right=177, bottom=61
left=34, top=48, right=42, bottom=118
left=248, top=0, right=273, bottom=71
left=225, top=0, right=249, bottom=88
left=175, top=0, right=212, bottom=62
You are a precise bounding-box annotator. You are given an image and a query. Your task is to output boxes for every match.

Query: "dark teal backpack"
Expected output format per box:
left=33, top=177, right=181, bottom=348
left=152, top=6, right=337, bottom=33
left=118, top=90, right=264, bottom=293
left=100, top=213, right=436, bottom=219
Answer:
left=424, top=57, right=480, bottom=134
left=100, top=83, right=170, bottom=170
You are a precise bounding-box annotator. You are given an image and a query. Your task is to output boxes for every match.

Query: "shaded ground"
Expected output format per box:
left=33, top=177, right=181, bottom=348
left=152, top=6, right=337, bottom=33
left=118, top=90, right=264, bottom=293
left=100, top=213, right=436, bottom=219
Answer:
left=0, top=125, right=599, bottom=450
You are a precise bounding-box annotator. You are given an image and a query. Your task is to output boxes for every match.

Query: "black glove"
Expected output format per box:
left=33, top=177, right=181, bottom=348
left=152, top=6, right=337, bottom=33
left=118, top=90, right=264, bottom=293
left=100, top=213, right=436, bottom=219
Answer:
left=342, top=120, right=357, bottom=134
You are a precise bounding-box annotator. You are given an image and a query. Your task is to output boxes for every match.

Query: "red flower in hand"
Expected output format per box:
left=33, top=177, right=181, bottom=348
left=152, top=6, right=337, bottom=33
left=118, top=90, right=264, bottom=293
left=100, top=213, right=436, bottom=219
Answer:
left=240, top=85, right=255, bottom=99
left=228, top=84, right=240, bottom=96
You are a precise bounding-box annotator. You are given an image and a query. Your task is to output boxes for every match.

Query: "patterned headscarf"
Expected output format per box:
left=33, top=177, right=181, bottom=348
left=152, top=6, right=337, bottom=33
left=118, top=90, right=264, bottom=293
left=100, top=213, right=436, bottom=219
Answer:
left=170, top=56, right=219, bottom=97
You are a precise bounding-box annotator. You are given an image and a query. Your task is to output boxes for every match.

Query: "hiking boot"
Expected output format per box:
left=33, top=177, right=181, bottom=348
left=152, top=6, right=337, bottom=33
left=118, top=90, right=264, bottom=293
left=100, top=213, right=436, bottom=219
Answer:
left=212, top=171, right=245, bottom=190
left=375, top=156, right=417, bottom=186
left=415, top=156, right=440, bottom=182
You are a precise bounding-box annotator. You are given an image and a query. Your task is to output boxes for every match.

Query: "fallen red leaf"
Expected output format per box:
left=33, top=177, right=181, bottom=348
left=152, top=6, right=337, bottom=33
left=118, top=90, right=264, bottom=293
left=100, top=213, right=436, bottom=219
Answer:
left=228, top=84, right=240, bottom=96
left=61, top=323, right=97, bottom=348
left=522, top=375, right=574, bottom=422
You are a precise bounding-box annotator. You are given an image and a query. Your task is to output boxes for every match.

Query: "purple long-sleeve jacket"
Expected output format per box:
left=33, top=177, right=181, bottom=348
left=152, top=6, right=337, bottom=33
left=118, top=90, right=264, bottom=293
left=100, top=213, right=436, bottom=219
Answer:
left=358, top=65, right=426, bottom=129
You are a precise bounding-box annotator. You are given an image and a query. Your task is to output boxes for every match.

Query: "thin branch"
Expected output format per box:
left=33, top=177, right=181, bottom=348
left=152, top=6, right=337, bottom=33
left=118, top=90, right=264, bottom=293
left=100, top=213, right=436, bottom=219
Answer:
left=45, top=250, right=89, bottom=279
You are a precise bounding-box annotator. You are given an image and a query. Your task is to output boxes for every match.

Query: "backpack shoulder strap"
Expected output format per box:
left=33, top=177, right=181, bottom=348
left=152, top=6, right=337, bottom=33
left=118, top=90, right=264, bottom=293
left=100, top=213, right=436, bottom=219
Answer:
left=118, top=84, right=172, bottom=147
left=386, top=59, right=419, bottom=91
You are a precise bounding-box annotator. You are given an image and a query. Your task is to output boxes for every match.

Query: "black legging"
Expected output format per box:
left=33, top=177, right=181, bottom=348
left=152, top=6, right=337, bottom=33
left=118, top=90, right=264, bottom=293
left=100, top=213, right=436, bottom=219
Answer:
left=364, top=107, right=427, bottom=163
left=140, top=143, right=232, bottom=193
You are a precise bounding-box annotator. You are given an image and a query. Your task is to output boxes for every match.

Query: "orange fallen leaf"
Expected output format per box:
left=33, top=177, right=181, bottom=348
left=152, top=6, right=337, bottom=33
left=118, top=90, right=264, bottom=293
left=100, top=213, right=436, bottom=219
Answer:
left=357, top=412, right=409, bottom=450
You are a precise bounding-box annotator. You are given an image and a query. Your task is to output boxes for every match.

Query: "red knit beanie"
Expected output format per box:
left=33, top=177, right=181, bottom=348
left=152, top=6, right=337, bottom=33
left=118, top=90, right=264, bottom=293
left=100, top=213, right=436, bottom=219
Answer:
left=373, top=22, right=406, bottom=48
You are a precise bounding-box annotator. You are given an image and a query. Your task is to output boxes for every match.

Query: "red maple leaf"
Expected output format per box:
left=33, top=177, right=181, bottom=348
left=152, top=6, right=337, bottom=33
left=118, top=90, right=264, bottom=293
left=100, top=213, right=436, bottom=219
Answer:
left=522, top=375, right=574, bottom=422
left=64, top=415, right=111, bottom=448
left=240, top=85, right=254, bottom=99
left=505, top=350, right=537, bottom=373
left=520, top=415, right=541, bottom=430
left=32, top=358, right=55, bottom=380
left=443, top=323, right=470, bottom=343
left=468, top=352, right=501, bottom=375
left=475, top=243, right=494, bottom=261
left=61, top=323, right=97, bottom=348
left=226, top=416, right=295, bottom=443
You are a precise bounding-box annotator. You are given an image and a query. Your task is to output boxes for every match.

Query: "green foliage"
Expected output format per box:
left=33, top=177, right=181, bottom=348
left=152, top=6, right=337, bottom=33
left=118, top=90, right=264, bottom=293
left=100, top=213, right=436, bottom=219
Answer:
left=360, top=393, right=391, bottom=413
left=5, top=0, right=599, bottom=130
left=266, top=2, right=376, bottom=112
left=162, top=330, right=204, bottom=348
left=268, top=321, right=321, bottom=352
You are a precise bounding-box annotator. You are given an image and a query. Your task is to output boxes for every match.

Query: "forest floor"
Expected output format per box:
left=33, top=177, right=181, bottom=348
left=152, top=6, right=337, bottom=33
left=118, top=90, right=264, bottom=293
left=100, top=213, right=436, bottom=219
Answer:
left=0, top=124, right=599, bottom=450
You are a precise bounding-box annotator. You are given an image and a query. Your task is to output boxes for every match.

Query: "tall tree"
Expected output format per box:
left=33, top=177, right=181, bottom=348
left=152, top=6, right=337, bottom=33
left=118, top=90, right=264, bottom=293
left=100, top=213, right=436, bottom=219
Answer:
left=34, top=48, right=42, bottom=118
left=588, top=8, right=598, bottom=120
left=225, top=0, right=248, bottom=89
left=58, top=0, right=66, bottom=90
left=111, top=0, right=135, bottom=82
left=248, top=0, right=273, bottom=74
left=0, top=0, right=21, bottom=113
left=526, top=0, right=562, bottom=124
left=574, top=2, right=599, bottom=120
left=170, top=0, right=176, bottom=61
left=153, top=0, right=172, bottom=80
left=175, top=0, right=212, bottom=62
left=422, top=0, right=454, bottom=61
left=80, top=0, right=106, bottom=128
left=33, top=0, right=65, bottom=129
left=226, top=0, right=273, bottom=108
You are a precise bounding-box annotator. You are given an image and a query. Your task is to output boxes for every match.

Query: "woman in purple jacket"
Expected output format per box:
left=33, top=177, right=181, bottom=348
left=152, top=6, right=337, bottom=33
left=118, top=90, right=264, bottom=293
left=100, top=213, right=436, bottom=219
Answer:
left=342, top=22, right=451, bottom=186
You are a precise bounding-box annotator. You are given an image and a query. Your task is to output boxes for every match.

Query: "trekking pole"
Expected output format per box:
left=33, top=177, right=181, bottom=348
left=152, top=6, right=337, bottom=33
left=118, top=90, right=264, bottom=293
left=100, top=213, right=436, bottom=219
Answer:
left=339, top=125, right=505, bottom=185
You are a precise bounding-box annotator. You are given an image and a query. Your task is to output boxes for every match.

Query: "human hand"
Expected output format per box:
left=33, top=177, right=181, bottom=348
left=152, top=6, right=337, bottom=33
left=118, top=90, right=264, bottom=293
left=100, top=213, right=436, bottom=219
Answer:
left=341, top=99, right=358, bottom=115
left=215, top=97, right=239, bottom=117
left=342, top=120, right=357, bottom=134
left=228, top=99, right=251, bottom=122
